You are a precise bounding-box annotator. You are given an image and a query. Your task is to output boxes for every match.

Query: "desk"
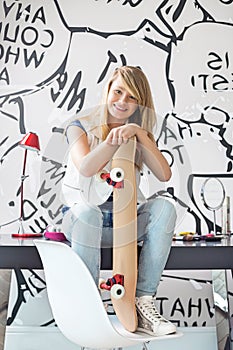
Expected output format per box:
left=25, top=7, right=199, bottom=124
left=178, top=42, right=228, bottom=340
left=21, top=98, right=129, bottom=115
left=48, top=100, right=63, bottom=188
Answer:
left=0, top=234, right=233, bottom=350
left=1, top=234, right=233, bottom=270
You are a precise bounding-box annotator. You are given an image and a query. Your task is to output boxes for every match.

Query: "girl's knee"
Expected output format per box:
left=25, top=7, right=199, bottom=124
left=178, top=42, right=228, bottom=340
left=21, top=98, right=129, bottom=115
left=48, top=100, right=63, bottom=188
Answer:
left=149, top=198, right=177, bottom=231
left=149, top=197, right=175, bottom=213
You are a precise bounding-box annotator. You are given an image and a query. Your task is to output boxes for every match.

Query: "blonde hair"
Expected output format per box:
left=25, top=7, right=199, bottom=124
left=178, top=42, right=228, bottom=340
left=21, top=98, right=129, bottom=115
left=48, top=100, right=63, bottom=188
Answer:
left=98, top=66, right=157, bottom=142
left=65, top=66, right=157, bottom=169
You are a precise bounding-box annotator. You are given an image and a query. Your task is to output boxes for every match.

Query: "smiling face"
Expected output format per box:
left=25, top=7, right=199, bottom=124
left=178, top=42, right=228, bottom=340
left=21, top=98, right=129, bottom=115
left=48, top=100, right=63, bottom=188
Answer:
left=107, top=76, right=139, bottom=126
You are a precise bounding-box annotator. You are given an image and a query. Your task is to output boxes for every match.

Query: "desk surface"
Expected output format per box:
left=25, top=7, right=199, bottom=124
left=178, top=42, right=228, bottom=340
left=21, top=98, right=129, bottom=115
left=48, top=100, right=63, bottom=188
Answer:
left=0, top=234, right=233, bottom=270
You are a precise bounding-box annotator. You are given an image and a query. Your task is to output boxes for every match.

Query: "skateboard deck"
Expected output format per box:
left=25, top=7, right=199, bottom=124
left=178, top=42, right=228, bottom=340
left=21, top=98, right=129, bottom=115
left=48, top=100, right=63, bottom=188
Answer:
left=111, top=136, right=138, bottom=332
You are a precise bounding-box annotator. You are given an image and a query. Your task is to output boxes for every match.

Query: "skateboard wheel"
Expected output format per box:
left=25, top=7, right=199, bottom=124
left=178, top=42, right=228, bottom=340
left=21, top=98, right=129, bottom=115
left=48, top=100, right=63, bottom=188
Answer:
left=111, top=284, right=125, bottom=299
left=110, top=167, right=124, bottom=182
left=96, top=171, right=107, bottom=182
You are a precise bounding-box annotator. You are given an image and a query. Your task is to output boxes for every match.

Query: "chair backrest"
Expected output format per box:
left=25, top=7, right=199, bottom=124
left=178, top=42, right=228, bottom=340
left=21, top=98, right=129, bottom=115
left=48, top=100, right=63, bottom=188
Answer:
left=34, top=240, right=138, bottom=349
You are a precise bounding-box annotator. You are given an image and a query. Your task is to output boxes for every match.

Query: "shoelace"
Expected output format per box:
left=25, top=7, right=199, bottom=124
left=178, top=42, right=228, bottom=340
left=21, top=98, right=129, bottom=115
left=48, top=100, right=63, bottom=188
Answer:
left=138, top=299, right=167, bottom=322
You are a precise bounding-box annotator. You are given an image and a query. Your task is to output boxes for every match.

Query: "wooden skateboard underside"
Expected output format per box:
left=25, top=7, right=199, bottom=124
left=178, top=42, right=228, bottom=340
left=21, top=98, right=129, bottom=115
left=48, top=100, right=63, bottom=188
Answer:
left=111, top=137, right=137, bottom=332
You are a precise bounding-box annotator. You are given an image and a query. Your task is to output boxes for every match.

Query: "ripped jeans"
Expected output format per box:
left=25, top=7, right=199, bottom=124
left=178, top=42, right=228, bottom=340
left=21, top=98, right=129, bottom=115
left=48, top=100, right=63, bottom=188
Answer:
left=61, top=196, right=177, bottom=297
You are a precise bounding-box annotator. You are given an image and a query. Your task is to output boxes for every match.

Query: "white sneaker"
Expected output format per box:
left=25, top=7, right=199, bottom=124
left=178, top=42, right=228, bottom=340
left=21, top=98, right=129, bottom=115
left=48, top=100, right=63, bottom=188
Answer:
left=135, top=296, right=176, bottom=336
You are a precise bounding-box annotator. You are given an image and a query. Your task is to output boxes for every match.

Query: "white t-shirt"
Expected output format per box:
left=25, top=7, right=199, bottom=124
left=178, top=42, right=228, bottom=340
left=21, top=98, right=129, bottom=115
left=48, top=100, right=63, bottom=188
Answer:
left=61, top=120, right=146, bottom=208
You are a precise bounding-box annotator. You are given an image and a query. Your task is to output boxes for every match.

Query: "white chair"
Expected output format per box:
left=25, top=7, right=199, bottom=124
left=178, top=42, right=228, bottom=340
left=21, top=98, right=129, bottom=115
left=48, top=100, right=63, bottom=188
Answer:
left=34, top=240, right=181, bottom=349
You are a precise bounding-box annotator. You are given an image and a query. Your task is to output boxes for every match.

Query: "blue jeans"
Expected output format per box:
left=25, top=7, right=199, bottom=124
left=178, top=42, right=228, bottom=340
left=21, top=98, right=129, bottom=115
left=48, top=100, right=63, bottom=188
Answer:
left=61, top=196, right=177, bottom=297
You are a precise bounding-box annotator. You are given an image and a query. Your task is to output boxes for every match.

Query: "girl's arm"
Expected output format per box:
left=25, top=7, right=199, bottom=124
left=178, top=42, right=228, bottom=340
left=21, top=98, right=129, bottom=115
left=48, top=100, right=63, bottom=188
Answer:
left=135, top=127, right=172, bottom=182
left=105, top=123, right=171, bottom=182
left=67, top=125, right=119, bottom=177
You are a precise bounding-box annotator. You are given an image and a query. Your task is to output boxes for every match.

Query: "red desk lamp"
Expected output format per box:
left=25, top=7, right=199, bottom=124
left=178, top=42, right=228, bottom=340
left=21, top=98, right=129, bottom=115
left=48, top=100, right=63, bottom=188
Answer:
left=12, top=132, right=42, bottom=238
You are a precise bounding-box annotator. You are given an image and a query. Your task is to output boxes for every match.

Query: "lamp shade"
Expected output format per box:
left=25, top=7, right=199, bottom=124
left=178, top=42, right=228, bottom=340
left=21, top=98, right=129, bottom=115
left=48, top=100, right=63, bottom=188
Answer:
left=19, top=132, right=40, bottom=152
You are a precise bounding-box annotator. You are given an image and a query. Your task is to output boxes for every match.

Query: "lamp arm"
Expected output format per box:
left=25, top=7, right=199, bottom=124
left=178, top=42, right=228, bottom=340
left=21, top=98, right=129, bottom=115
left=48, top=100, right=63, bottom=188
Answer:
left=20, top=149, right=28, bottom=220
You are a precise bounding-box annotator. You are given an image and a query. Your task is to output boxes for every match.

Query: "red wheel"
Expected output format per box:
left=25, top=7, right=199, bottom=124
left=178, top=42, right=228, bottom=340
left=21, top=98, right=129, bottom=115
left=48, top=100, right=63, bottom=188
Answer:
left=110, top=167, right=124, bottom=182
left=98, top=278, right=106, bottom=290
left=111, top=284, right=125, bottom=299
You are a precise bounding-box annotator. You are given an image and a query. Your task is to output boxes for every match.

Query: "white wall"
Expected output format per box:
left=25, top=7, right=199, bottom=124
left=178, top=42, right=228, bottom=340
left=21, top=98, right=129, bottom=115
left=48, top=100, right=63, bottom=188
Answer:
left=1, top=0, right=233, bottom=345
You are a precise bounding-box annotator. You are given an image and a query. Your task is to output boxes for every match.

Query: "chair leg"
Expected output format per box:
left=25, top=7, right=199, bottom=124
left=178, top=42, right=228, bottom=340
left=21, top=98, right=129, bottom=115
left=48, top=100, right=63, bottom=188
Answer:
left=141, top=342, right=150, bottom=350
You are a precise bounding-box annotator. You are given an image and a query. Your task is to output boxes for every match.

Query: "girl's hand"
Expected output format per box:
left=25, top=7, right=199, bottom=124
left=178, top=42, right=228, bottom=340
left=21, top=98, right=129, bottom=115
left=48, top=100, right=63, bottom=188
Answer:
left=106, top=123, right=141, bottom=145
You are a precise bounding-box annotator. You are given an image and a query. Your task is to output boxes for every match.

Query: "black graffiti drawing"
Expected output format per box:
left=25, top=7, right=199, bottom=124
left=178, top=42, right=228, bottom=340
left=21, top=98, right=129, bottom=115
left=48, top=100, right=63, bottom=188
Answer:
left=96, top=0, right=143, bottom=6
left=1, top=0, right=233, bottom=325
left=10, top=268, right=218, bottom=327
left=7, top=269, right=48, bottom=326
left=1, top=0, right=232, bottom=237
left=157, top=110, right=233, bottom=233
left=38, top=154, right=67, bottom=226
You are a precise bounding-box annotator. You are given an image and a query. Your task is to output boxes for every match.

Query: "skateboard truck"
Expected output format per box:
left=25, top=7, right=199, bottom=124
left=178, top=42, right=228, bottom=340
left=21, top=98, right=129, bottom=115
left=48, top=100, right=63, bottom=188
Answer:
left=99, top=274, right=125, bottom=299
left=96, top=168, right=124, bottom=188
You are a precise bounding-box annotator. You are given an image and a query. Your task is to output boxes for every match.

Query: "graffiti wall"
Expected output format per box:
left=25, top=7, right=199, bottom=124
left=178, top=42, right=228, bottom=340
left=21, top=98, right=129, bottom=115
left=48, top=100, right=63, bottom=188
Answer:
left=1, top=0, right=233, bottom=334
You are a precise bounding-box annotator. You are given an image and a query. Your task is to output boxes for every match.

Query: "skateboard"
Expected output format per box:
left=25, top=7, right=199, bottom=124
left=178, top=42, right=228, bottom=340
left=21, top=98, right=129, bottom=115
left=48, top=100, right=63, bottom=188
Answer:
left=99, top=137, right=138, bottom=332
